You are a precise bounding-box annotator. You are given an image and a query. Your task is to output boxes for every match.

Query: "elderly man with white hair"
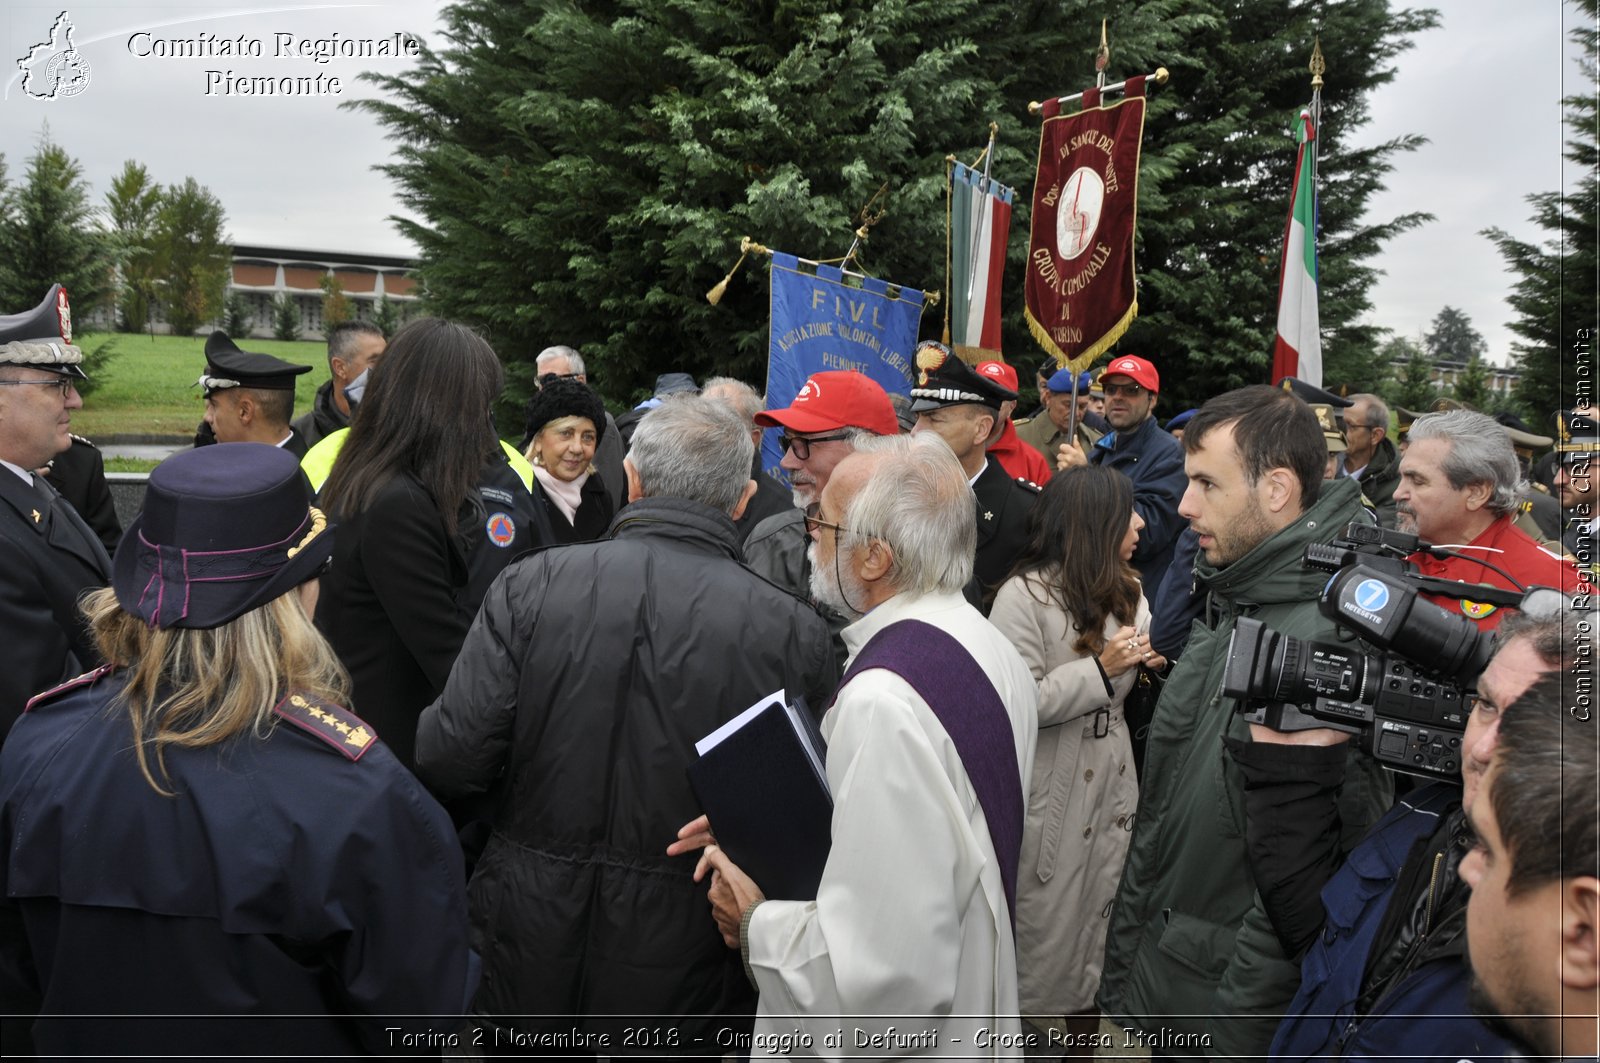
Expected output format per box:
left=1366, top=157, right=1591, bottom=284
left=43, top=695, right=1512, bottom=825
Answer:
left=675, top=433, right=1039, bottom=1057
left=1395, top=408, right=1588, bottom=630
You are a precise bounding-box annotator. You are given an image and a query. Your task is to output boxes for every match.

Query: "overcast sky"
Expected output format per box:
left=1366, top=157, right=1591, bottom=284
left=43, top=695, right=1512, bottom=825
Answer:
left=0, top=1, right=1586, bottom=367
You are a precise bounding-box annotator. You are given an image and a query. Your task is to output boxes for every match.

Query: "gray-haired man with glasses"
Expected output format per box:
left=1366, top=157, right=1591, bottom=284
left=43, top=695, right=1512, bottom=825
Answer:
left=743, top=371, right=900, bottom=659
left=0, top=284, right=110, bottom=745
left=1336, top=392, right=1400, bottom=528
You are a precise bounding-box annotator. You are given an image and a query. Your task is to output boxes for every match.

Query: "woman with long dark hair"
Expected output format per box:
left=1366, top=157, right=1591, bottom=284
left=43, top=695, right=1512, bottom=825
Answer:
left=316, top=317, right=516, bottom=771
left=988, top=464, right=1165, bottom=1053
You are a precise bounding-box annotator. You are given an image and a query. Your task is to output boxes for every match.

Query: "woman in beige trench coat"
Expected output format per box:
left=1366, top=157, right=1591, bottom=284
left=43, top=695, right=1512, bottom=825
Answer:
left=989, top=465, right=1167, bottom=1056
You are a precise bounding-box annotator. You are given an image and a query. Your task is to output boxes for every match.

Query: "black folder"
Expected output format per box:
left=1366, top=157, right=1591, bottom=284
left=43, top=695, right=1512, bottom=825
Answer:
left=687, top=691, right=832, bottom=901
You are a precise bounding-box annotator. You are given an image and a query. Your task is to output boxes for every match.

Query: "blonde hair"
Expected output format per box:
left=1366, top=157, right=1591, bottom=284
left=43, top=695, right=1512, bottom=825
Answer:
left=84, top=587, right=351, bottom=795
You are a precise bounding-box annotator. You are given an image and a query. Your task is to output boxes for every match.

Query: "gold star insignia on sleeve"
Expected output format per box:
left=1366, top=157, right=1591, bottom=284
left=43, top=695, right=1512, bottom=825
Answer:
left=333, top=720, right=351, bottom=735
left=31, top=510, right=41, bottom=523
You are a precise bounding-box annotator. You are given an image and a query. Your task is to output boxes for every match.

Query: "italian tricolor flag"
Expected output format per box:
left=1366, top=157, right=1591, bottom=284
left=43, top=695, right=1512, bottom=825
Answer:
left=950, top=161, right=1013, bottom=361
left=1273, top=108, right=1321, bottom=386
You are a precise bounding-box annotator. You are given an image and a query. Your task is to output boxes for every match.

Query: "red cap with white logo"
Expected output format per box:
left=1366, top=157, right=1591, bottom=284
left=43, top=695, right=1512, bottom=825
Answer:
left=1101, top=355, right=1159, bottom=393
left=754, top=371, right=899, bottom=436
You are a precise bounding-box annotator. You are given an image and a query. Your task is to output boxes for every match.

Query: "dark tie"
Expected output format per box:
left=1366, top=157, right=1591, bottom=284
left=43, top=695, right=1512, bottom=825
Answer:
left=32, top=472, right=111, bottom=574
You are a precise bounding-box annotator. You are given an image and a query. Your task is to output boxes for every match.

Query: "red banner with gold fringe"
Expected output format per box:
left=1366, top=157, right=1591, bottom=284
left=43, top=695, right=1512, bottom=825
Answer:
left=1024, top=77, right=1146, bottom=372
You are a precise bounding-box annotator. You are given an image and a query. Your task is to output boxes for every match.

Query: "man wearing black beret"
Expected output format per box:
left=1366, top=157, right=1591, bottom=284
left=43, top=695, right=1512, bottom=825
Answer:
left=908, top=341, right=1039, bottom=614
left=0, top=284, right=110, bottom=745
left=196, top=331, right=313, bottom=458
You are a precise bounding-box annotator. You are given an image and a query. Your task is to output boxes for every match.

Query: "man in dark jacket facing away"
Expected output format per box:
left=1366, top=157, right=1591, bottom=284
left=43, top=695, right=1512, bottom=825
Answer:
left=1097, top=386, right=1392, bottom=1058
left=415, top=396, right=836, bottom=1049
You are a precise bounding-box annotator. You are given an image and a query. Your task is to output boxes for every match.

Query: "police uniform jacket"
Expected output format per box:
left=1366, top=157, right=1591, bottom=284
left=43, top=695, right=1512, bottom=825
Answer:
left=42, top=435, right=121, bottom=557
left=970, top=457, right=1039, bottom=613
left=0, top=468, right=109, bottom=742
left=0, top=668, right=473, bottom=1058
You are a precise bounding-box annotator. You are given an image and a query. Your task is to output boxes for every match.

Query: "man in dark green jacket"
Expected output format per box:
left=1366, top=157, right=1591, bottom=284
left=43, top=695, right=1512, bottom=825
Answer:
left=1097, top=385, right=1393, bottom=1059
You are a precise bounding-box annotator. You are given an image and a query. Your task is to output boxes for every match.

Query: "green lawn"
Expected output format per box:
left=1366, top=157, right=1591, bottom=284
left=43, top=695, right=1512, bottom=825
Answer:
left=73, top=333, right=330, bottom=438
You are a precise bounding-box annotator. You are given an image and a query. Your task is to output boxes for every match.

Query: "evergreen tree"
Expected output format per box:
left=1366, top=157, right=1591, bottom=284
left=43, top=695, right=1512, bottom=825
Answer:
left=372, top=295, right=401, bottom=337
left=1422, top=305, right=1487, bottom=365
left=105, top=161, right=163, bottom=333
left=352, top=0, right=1436, bottom=416
left=272, top=294, right=302, bottom=342
left=1386, top=334, right=1437, bottom=411
left=154, top=178, right=231, bottom=338
left=223, top=290, right=255, bottom=337
left=1450, top=355, right=1493, bottom=411
left=1486, top=0, right=1597, bottom=434
left=0, top=132, right=112, bottom=315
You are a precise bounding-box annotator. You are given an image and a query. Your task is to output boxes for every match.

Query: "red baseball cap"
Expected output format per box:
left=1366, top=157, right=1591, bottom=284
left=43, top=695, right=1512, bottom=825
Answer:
left=977, top=360, right=1019, bottom=393
left=1101, top=354, right=1159, bottom=393
left=755, top=372, right=899, bottom=436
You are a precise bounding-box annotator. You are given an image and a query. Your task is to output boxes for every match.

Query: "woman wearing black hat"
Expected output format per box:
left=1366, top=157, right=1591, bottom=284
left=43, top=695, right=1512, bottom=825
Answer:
left=521, top=376, right=615, bottom=543
left=0, top=443, right=471, bottom=1058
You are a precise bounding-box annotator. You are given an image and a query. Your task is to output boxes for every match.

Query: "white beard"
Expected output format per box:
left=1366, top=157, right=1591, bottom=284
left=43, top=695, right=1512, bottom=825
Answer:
left=808, top=541, right=866, bottom=619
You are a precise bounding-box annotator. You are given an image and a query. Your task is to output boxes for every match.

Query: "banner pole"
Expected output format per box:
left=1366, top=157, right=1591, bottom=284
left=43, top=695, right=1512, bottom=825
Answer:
left=1028, top=66, right=1167, bottom=115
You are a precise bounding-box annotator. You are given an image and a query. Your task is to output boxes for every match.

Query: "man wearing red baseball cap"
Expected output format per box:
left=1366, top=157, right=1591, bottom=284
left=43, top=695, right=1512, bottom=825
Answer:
left=744, top=371, right=899, bottom=653
left=1057, top=354, right=1187, bottom=593
left=977, top=361, right=1052, bottom=487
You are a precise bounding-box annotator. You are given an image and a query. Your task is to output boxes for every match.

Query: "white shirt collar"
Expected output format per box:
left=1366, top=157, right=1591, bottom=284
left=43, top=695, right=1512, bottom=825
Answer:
left=0, top=458, right=35, bottom=485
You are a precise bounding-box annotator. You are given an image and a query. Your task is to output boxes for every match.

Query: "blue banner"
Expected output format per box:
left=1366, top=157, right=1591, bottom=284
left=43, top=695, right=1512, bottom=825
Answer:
left=762, top=252, right=926, bottom=479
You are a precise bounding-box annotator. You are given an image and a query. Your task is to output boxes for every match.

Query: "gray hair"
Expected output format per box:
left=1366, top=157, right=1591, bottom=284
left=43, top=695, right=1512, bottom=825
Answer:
left=701, top=376, right=763, bottom=426
left=627, top=396, right=754, bottom=515
left=1407, top=408, right=1522, bottom=517
left=536, top=345, right=586, bottom=376
left=1349, top=393, right=1390, bottom=431
left=326, top=320, right=384, bottom=366
left=841, top=433, right=974, bottom=596
left=1496, top=606, right=1599, bottom=671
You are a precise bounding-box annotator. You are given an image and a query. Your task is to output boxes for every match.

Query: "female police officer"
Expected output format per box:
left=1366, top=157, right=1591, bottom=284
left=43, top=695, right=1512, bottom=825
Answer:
left=0, top=443, right=473, bottom=1057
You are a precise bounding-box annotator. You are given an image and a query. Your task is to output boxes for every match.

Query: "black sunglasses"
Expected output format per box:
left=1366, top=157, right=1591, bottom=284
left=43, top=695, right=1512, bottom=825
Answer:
left=780, top=431, right=850, bottom=460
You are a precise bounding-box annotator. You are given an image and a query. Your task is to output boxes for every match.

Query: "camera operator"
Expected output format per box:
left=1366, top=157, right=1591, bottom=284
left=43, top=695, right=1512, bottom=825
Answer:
left=1226, top=608, right=1591, bottom=1061
left=1397, top=409, right=1588, bottom=629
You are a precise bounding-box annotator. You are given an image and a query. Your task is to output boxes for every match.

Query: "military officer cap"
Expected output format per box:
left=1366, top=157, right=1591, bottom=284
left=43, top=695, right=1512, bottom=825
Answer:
left=1492, top=411, right=1553, bottom=459
left=1394, top=406, right=1420, bottom=443
left=910, top=341, right=1016, bottom=412
left=0, top=284, right=85, bottom=379
left=1165, top=409, right=1197, bottom=434
left=196, top=331, right=312, bottom=396
left=1310, top=404, right=1346, bottom=453
left=1555, top=410, right=1600, bottom=462
left=1278, top=376, right=1352, bottom=410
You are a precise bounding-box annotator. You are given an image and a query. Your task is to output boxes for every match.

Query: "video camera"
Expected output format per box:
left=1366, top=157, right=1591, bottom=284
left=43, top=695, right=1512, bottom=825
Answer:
left=1222, top=522, right=1563, bottom=780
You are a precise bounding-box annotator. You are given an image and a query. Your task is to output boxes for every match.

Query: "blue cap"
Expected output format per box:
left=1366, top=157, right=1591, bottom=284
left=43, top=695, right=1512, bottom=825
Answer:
left=1046, top=368, right=1079, bottom=393
left=1165, top=409, right=1197, bottom=432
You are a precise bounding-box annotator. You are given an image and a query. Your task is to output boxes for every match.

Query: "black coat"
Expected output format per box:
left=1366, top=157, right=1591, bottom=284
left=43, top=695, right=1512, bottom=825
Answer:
left=535, top=471, right=615, bottom=544
left=0, top=668, right=472, bottom=1058
left=731, top=453, right=794, bottom=546
left=316, top=474, right=476, bottom=771
left=970, top=457, right=1039, bottom=613
left=43, top=435, right=121, bottom=557
left=0, top=469, right=109, bottom=742
left=415, top=497, right=836, bottom=1041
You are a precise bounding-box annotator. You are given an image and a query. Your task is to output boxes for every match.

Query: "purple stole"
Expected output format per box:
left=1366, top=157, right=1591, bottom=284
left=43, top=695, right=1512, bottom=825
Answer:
left=835, top=618, right=1024, bottom=929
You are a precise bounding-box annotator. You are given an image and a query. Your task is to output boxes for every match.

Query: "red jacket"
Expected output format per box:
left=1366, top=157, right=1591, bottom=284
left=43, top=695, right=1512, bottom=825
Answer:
left=988, top=420, right=1052, bottom=486
left=1410, top=515, right=1589, bottom=630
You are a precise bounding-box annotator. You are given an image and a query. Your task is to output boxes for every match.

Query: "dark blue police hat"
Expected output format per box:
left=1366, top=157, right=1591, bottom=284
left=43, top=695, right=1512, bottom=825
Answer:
left=113, top=444, right=334, bottom=630
left=1556, top=410, right=1600, bottom=458
left=0, top=284, right=85, bottom=379
left=196, top=331, right=312, bottom=396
